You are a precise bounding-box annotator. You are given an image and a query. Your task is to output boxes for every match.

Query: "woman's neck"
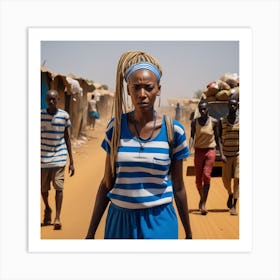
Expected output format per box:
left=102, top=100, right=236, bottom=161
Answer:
left=133, top=109, right=155, bottom=125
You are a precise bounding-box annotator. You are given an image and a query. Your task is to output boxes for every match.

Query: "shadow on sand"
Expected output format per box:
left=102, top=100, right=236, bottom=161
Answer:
left=189, top=208, right=229, bottom=215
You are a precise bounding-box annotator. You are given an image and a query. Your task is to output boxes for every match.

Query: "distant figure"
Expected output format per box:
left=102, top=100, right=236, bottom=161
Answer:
left=189, top=99, right=222, bottom=215
left=219, top=95, right=239, bottom=215
left=41, top=89, right=75, bottom=230
left=88, top=94, right=100, bottom=130
left=175, top=102, right=181, bottom=121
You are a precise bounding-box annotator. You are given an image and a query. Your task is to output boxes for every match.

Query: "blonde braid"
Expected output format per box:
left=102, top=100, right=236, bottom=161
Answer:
left=109, top=50, right=162, bottom=178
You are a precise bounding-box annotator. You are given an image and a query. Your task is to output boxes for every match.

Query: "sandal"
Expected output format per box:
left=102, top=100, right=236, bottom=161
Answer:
left=201, top=209, right=208, bottom=215
left=53, top=220, right=62, bottom=230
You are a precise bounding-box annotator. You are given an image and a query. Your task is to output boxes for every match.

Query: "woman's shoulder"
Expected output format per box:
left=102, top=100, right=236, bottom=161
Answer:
left=106, top=113, right=129, bottom=129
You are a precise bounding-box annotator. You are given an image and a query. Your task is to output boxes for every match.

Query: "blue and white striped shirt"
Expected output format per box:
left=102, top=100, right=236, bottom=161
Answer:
left=102, top=113, right=190, bottom=209
left=41, top=108, right=71, bottom=169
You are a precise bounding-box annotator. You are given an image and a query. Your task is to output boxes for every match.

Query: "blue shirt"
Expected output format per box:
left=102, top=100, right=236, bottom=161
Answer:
left=102, top=113, right=190, bottom=209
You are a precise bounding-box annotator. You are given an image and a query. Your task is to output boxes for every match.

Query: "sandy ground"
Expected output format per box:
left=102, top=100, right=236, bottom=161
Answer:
left=41, top=119, right=239, bottom=239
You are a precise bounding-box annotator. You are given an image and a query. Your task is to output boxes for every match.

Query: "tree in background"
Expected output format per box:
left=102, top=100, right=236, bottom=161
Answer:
left=193, top=89, right=203, bottom=99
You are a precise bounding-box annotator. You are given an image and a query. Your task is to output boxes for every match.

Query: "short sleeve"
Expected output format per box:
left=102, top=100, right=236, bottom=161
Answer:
left=172, top=120, right=190, bottom=161
left=101, top=118, right=114, bottom=154
left=65, top=112, right=71, bottom=128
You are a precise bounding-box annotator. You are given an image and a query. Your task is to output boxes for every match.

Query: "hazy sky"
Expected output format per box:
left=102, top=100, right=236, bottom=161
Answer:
left=41, top=41, right=239, bottom=105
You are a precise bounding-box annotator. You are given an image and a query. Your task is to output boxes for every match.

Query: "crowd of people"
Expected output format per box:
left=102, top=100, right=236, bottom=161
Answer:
left=41, top=50, right=239, bottom=238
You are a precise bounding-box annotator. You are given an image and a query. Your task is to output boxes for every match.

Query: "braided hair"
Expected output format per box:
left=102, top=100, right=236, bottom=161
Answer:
left=109, top=50, right=162, bottom=177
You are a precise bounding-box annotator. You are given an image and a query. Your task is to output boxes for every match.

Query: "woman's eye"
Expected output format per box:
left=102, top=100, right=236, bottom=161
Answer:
left=146, top=86, right=154, bottom=92
left=131, top=85, right=154, bottom=92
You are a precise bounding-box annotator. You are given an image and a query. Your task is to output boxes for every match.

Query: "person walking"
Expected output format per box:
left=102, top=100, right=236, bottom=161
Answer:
left=88, top=93, right=100, bottom=130
left=175, top=102, right=181, bottom=121
left=86, top=50, right=192, bottom=239
left=219, top=95, right=239, bottom=215
left=189, top=99, right=222, bottom=215
left=41, top=89, right=75, bottom=230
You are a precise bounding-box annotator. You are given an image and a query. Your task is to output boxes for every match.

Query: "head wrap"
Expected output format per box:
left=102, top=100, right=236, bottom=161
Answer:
left=124, top=62, right=162, bottom=82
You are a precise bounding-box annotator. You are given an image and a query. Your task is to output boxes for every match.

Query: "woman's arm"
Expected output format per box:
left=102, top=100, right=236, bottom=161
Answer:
left=172, top=159, right=192, bottom=239
left=85, top=154, right=114, bottom=239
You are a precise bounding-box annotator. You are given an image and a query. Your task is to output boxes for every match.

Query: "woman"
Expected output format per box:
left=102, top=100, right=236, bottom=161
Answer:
left=86, top=50, right=192, bottom=239
left=189, top=99, right=221, bottom=215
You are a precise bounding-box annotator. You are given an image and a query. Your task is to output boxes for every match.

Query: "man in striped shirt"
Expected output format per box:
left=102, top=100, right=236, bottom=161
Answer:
left=41, top=89, right=75, bottom=229
left=219, top=95, right=239, bottom=215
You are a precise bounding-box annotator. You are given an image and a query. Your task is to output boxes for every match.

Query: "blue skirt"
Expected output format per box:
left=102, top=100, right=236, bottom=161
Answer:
left=89, top=111, right=100, bottom=119
left=104, top=202, right=178, bottom=239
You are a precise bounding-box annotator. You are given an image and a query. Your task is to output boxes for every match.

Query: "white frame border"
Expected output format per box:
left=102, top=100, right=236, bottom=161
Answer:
left=28, top=27, right=252, bottom=253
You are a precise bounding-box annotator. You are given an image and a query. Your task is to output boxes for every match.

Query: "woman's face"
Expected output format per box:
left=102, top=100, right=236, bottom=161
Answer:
left=127, top=69, right=160, bottom=112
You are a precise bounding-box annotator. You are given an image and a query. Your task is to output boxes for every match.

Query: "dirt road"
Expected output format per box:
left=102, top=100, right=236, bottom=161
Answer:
left=41, top=120, right=239, bottom=239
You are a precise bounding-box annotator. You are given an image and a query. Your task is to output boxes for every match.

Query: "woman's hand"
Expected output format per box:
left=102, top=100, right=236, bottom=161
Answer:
left=185, top=232, right=193, bottom=239
left=85, top=232, right=95, bottom=239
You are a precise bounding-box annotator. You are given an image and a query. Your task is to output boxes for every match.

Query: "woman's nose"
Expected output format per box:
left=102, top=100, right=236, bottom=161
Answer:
left=138, top=88, right=146, bottom=98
